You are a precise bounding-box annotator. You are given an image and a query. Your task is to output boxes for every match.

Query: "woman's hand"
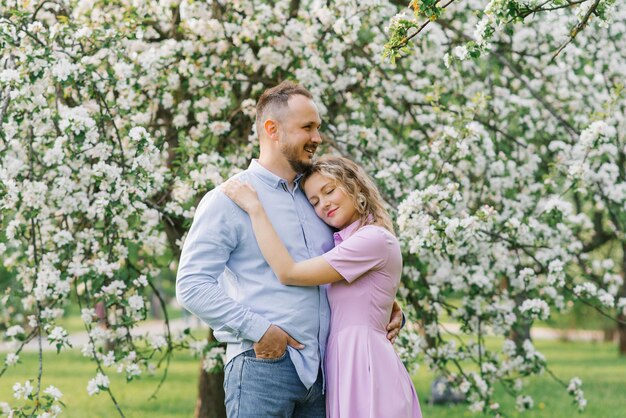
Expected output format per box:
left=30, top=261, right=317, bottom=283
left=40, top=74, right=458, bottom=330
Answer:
left=222, top=179, right=262, bottom=214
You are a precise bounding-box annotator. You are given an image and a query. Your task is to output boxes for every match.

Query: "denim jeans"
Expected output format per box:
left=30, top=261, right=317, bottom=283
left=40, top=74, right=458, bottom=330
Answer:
left=223, top=349, right=325, bottom=418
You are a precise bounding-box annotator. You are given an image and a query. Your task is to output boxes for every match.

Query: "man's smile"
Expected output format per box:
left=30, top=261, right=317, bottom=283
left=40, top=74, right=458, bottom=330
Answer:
left=304, top=144, right=317, bottom=156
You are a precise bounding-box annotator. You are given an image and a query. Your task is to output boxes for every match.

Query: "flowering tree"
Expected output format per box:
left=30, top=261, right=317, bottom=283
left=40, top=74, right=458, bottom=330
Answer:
left=386, top=0, right=626, bottom=413
left=385, top=0, right=618, bottom=62
left=1, top=0, right=625, bottom=417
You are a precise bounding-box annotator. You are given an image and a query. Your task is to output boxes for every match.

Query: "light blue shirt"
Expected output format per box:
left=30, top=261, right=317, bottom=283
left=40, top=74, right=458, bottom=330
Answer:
left=176, top=160, right=334, bottom=389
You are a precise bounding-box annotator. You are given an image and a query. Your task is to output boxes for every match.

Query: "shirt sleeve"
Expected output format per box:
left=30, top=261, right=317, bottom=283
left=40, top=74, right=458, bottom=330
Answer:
left=176, top=188, right=271, bottom=342
left=321, top=226, right=390, bottom=283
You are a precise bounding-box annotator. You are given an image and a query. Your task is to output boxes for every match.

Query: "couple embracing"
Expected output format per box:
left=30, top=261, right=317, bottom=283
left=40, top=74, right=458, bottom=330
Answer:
left=176, top=81, right=422, bottom=418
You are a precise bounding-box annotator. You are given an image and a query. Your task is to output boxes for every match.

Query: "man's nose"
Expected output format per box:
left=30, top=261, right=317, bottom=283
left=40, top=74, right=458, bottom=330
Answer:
left=311, top=129, right=322, bottom=144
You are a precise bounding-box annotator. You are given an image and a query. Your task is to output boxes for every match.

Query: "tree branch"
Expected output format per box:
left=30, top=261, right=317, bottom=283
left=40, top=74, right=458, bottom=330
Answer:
left=551, top=0, right=602, bottom=61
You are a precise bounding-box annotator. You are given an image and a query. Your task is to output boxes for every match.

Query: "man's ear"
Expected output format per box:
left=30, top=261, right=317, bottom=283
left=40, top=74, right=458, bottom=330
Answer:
left=264, top=119, right=279, bottom=141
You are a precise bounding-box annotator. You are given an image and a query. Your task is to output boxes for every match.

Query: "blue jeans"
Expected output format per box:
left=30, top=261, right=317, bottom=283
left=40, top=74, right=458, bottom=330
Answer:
left=223, top=349, right=325, bottom=418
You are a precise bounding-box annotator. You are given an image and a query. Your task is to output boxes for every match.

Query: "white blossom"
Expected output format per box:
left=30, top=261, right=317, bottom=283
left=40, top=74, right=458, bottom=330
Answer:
left=51, top=58, right=78, bottom=81
left=13, top=380, right=34, bottom=400
left=5, top=353, right=19, bottom=366
left=127, top=295, right=144, bottom=311
left=47, top=326, right=70, bottom=349
left=43, top=385, right=63, bottom=401
left=150, top=335, right=167, bottom=350
left=516, top=395, right=534, bottom=411
left=81, top=308, right=96, bottom=325
left=6, top=325, right=25, bottom=339
left=519, top=299, right=550, bottom=320
left=86, top=373, right=110, bottom=396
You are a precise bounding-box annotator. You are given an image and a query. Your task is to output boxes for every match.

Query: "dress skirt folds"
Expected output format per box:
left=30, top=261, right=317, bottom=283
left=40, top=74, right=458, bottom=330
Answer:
left=322, top=224, right=422, bottom=418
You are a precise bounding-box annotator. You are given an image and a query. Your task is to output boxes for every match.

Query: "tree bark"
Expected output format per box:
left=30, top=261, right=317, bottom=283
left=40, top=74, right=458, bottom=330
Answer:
left=195, top=328, right=227, bottom=418
left=512, top=294, right=532, bottom=347
left=603, top=327, right=615, bottom=342
left=511, top=321, right=532, bottom=347
left=150, top=291, right=162, bottom=319
left=617, top=320, right=626, bottom=355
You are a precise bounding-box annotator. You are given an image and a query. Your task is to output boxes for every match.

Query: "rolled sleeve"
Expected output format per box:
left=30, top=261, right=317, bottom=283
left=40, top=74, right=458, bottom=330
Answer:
left=176, top=188, right=271, bottom=342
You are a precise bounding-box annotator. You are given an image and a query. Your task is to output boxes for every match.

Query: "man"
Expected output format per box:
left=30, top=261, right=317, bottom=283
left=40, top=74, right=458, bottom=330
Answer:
left=176, top=81, right=402, bottom=417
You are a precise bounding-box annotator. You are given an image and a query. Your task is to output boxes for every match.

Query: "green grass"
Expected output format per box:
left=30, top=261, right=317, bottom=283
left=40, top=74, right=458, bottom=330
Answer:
left=1, top=340, right=625, bottom=417
left=0, top=351, right=198, bottom=418
left=413, top=339, right=626, bottom=417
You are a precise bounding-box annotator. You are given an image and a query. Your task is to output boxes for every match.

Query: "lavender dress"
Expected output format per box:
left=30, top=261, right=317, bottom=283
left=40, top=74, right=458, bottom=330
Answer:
left=321, top=222, right=422, bottom=418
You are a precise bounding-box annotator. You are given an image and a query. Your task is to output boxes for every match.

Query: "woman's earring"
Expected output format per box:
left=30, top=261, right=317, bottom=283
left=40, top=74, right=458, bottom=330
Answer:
left=357, top=193, right=367, bottom=212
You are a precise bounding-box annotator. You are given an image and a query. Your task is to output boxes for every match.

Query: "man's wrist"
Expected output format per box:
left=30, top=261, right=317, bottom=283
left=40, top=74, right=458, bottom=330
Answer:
left=246, top=317, right=272, bottom=343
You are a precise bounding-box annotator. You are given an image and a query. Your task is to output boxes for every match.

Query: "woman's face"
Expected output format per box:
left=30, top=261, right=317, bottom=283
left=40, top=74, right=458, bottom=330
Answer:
left=303, top=172, right=360, bottom=230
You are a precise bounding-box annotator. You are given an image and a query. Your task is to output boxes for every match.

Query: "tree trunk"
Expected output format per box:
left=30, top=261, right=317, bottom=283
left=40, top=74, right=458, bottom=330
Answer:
left=150, top=292, right=162, bottom=319
left=603, top=327, right=615, bottom=342
left=511, top=321, right=532, bottom=347
left=512, top=294, right=532, bottom=348
left=195, top=328, right=227, bottom=418
left=618, top=320, right=626, bottom=355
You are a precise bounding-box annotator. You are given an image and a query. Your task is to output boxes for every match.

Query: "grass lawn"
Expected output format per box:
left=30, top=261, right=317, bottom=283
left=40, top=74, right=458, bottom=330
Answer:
left=413, top=339, right=626, bottom=417
left=0, top=350, right=199, bottom=418
left=1, top=340, right=625, bottom=417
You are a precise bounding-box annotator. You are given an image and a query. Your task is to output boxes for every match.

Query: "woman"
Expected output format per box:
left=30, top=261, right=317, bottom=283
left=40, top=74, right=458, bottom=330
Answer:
left=223, top=156, right=422, bottom=418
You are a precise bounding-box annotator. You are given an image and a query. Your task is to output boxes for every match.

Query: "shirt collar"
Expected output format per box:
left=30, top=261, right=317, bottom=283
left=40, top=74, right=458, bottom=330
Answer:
left=333, top=214, right=376, bottom=244
left=248, top=159, right=304, bottom=189
left=333, top=218, right=363, bottom=245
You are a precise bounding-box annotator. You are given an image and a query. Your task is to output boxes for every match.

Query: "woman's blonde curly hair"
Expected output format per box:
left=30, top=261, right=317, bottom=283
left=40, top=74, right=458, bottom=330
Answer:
left=302, top=156, right=395, bottom=234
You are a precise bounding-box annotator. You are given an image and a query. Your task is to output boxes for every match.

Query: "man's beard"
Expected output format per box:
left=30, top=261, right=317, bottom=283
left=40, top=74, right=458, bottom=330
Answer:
left=281, top=142, right=315, bottom=174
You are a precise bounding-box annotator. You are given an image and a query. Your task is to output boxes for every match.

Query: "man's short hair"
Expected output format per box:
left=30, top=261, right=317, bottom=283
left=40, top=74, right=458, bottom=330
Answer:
left=255, top=81, right=313, bottom=133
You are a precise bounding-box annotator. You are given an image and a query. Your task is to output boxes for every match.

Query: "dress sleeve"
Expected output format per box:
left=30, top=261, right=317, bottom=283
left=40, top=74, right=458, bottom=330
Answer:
left=321, top=226, right=390, bottom=283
